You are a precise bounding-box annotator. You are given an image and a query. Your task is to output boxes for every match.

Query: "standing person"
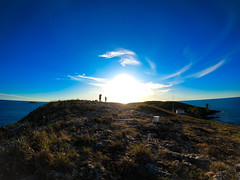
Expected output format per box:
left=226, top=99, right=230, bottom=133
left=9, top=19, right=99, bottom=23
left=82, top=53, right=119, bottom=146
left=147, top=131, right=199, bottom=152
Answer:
left=206, top=103, right=210, bottom=113
left=99, top=94, right=102, bottom=102
left=105, top=97, right=107, bottom=102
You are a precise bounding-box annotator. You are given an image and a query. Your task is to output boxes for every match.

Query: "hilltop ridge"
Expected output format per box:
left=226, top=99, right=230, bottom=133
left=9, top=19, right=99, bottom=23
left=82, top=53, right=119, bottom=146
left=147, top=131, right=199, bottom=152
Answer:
left=0, top=100, right=239, bottom=179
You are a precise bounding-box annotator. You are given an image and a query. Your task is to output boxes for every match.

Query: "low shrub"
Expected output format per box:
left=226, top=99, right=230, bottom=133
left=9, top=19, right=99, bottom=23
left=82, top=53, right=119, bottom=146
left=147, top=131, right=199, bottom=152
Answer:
left=130, top=144, right=153, bottom=165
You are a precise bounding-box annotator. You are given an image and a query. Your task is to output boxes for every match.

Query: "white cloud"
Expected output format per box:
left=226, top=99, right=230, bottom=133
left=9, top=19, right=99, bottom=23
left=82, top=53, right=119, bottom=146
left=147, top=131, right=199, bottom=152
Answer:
left=89, top=83, right=105, bottom=87
left=99, top=49, right=140, bottom=67
left=144, top=82, right=171, bottom=89
left=68, top=75, right=106, bottom=82
left=163, top=63, right=192, bottom=80
left=190, top=60, right=225, bottom=78
left=147, top=59, right=156, bottom=71
left=99, top=49, right=136, bottom=58
left=119, top=57, right=140, bottom=66
left=142, top=82, right=171, bottom=98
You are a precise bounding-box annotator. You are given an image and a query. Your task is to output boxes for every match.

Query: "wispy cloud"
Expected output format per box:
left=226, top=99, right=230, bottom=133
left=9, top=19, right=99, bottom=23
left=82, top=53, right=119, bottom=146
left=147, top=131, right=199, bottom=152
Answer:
left=99, top=49, right=140, bottom=66
left=146, top=58, right=156, bottom=71
left=190, top=60, right=225, bottom=78
left=145, top=58, right=157, bottom=75
left=144, top=82, right=171, bottom=89
left=99, top=49, right=136, bottom=58
left=68, top=75, right=106, bottom=82
left=141, top=83, right=171, bottom=98
left=119, top=57, right=140, bottom=66
left=163, top=63, right=192, bottom=80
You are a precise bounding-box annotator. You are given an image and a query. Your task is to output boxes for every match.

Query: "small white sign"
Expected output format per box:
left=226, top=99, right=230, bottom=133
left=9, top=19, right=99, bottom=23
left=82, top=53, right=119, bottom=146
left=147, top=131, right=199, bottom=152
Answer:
left=153, top=116, right=160, bottom=123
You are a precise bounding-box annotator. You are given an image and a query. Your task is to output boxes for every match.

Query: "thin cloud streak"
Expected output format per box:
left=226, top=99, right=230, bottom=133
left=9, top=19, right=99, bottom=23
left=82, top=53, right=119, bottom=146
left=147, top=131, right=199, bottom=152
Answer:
left=190, top=60, right=225, bottom=78
left=99, top=49, right=140, bottom=67
left=163, top=63, right=192, bottom=80
left=144, top=82, right=171, bottom=89
left=145, top=58, right=157, bottom=75
left=146, top=58, right=156, bottom=71
left=68, top=75, right=106, bottom=82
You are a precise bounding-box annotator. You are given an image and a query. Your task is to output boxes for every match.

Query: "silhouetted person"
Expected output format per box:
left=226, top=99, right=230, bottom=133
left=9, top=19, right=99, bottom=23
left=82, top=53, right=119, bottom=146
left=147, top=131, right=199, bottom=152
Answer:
left=206, top=103, right=209, bottom=113
left=99, top=94, right=102, bottom=102
left=105, top=97, right=107, bottom=102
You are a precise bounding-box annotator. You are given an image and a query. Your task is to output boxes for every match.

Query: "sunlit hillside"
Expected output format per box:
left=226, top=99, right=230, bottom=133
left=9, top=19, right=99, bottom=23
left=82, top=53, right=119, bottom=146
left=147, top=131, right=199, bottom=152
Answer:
left=0, top=100, right=239, bottom=179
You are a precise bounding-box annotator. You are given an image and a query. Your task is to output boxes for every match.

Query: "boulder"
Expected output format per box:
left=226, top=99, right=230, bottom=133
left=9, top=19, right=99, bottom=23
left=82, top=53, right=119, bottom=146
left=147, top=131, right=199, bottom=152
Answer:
left=236, top=164, right=240, bottom=172
left=145, top=163, right=172, bottom=178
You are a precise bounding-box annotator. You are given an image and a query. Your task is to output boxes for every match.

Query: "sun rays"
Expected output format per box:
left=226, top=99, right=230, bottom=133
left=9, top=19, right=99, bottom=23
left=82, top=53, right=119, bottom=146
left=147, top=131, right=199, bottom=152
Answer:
left=103, top=74, right=147, bottom=103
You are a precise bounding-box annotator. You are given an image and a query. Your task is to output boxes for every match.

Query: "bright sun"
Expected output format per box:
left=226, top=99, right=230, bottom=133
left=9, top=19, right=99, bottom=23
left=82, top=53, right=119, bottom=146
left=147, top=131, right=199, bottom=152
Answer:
left=103, top=74, right=147, bottom=103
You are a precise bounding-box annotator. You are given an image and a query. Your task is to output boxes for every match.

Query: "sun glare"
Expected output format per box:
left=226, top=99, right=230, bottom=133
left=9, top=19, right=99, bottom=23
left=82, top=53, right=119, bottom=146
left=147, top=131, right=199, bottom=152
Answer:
left=103, top=74, right=146, bottom=103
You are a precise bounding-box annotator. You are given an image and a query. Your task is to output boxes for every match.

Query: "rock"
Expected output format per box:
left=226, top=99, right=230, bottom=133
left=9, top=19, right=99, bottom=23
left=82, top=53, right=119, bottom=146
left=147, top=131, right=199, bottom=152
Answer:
left=145, top=163, right=171, bottom=178
left=194, top=156, right=210, bottom=170
left=87, top=163, right=106, bottom=180
left=236, top=164, right=240, bottom=172
left=165, top=150, right=210, bottom=170
left=236, top=172, right=240, bottom=180
left=95, top=142, right=104, bottom=150
left=212, top=172, right=228, bottom=180
left=172, top=160, right=182, bottom=172
left=172, top=160, right=180, bottom=166
left=46, top=170, right=70, bottom=179
left=146, top=163, right=161, bottom=175
left=134, top=163, right=140, bottom=168
left=104, top=130, right=113, bottom=135
left=99, top=135, right=108, bottom=140
left=205, top=171, right=214, bottom=177
left=182, top=160, right=194, bottom=169
left=94, top=167, right=106, bottom=180
left=20, top=174, right=36, bottom=180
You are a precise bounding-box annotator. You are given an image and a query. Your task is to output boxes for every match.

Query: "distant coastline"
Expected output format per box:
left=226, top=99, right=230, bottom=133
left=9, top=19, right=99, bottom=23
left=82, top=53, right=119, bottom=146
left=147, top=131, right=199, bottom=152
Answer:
left=29, top=101, right=44, bottom=104
left=180, top=96, right=240, bottom=125
left=0, top=100, right=47, bottom=127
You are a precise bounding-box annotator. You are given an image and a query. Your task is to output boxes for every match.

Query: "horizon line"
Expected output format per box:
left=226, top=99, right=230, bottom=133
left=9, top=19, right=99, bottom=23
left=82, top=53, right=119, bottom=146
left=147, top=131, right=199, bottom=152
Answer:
left=0, top=96, right=239, bottom=103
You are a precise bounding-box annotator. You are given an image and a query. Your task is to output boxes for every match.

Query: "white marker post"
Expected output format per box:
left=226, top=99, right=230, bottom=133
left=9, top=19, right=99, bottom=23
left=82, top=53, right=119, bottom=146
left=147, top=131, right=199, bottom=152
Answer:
left=153, top=116, right=160, bottom=123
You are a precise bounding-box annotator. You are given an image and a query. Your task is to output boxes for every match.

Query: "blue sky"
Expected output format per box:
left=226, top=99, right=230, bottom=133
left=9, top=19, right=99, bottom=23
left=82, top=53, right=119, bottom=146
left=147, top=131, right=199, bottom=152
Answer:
left=0, top=0, right=240, bottom=102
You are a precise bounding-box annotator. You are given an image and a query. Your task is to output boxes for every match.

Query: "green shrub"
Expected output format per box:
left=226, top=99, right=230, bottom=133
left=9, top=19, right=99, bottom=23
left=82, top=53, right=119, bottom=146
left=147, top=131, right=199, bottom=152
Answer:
left=73, top=133, right=97, bottom=146
left=188, top=170, right=199, bottom=179
left=90, top=116, right=113, bottom=124
left=82, top=147, right=91, bottom=155
left=109, top=140, right=125, bottom=152
left=130, top=144, right=153, bottom=164
left=211, top=162, right=228, bottom=172
left=30, top=131, right=50, bottom=152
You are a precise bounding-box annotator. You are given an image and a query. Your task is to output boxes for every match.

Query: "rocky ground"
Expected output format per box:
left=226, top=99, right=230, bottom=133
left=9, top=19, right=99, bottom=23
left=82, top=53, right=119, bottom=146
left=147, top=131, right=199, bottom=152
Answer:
left=0, top=100, right=240, bottom=179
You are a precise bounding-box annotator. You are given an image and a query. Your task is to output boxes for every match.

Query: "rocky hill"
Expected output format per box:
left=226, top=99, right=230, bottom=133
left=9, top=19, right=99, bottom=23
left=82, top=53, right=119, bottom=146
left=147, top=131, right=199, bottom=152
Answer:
left=0, top=100, right=239, bottom=179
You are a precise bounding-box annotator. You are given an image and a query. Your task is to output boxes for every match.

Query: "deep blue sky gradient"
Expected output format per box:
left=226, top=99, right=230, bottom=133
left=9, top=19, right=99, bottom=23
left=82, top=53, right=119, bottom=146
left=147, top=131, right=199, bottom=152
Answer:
left=0, top=0, right=240, bottom=101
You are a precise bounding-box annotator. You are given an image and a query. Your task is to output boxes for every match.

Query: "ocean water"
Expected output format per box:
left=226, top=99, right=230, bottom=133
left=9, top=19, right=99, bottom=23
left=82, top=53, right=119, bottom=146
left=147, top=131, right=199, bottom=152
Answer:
left=181, top=97, right=240, bottom=125
left=0, top=100, right=47, bottom=127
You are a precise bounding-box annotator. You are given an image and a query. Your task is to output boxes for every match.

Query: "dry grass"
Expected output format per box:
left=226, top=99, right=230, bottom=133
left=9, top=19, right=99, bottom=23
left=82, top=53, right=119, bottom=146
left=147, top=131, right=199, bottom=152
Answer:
left=0, top=100, right=239, bottom=179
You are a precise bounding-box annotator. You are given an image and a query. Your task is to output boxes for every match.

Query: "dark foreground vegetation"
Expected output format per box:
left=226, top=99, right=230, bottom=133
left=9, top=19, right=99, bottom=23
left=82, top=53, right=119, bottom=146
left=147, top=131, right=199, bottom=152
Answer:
left=0, top=100, right=240, bottom=179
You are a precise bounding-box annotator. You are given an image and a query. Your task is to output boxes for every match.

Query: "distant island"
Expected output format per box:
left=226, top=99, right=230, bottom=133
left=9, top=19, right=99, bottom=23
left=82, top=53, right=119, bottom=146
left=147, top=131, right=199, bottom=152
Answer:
left=29, top=101, right=43, bottom=104
left=0, top=100, right=239, bottom=179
